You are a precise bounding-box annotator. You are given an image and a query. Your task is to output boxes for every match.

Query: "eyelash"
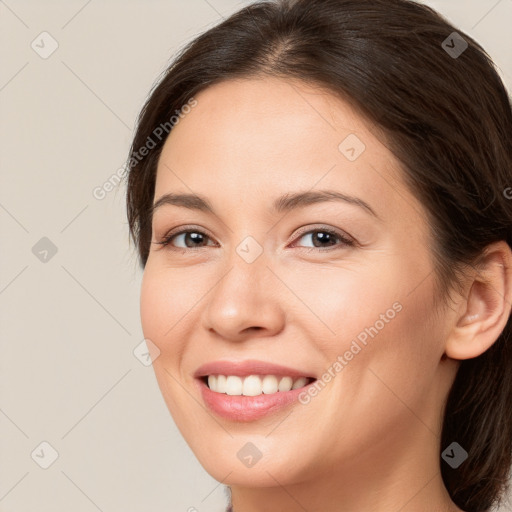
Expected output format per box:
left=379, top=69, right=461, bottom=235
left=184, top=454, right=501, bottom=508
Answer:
left=153, top=225, right=355, bottom=253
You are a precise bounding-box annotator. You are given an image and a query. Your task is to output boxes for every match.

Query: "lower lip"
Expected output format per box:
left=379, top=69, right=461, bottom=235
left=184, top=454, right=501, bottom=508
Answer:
left=196, top=378, right=316, bottom=422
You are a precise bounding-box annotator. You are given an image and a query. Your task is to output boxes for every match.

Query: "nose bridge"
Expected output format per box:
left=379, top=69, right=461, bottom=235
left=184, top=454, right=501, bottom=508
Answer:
left=234, top=233, right=267, bottom=266
left=216, top=234, right=270, bottom=307
left=202, top=234, right=284, bottom=338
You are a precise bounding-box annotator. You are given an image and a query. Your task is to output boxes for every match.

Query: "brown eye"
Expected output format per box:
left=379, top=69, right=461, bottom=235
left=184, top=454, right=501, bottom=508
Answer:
left=168, top=231, right=210, bottom=248
left=292, top=228, right=354, bottom=251
left=156, top=228, right=215, bottom=250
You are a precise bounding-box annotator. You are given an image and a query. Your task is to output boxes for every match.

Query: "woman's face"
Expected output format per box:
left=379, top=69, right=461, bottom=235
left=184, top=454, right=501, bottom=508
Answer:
left=140, top=77, right=458, bottom=488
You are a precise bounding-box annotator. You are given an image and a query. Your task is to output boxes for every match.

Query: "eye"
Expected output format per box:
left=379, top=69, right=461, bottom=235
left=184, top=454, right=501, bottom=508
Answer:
left=153, top=225, right=355, bottom=253
left=154, top=227, right=215, bottom=251
left=291, top=226, right=355, bottom=252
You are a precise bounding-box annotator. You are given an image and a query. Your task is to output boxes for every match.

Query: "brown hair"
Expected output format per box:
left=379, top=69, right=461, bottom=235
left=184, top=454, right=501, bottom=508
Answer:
left=124, top=1, right=512, bottom=510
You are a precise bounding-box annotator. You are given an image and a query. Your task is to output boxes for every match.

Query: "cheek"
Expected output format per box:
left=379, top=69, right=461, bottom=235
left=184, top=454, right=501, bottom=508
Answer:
left=288, top=260, right=401, bottom=348
left=140, top=269, right=168, bottom=344
left=303, top=254, right=439, bottom=394
left=341, top=274, right=441, bottom=416
left=139, top=266, right=193, bottom=385
left=139, top=266, right=200, bottom=421
left=140, top=264, right=195, bottom=349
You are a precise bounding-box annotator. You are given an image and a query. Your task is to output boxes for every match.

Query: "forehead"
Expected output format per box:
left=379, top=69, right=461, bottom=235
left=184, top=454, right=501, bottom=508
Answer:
left=153, top=77, right=420, bottom=225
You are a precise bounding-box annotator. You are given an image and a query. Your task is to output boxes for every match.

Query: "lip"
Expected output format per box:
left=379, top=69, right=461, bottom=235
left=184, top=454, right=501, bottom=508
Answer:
left=194, top=359, right=316, bottom=379
left=193, top=359, right=317, bottom=422
left=195, top=377, right=316, bottom=422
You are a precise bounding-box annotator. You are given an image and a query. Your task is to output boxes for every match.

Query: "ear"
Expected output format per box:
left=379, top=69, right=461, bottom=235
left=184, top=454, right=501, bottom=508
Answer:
left=444, top=241, right=512, bottom=360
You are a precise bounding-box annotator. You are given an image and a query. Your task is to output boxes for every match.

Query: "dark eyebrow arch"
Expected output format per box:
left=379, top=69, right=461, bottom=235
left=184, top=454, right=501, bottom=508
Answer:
left=151, top=189, right=379, bottom=219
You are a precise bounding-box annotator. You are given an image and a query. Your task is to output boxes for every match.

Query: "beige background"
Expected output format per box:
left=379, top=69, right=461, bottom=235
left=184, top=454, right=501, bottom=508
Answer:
left=1, top=1, right=511, bottom=511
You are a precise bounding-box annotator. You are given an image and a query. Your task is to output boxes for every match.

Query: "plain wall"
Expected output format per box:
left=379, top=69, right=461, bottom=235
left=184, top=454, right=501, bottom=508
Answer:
left=1, top=0, right=511, bottom=510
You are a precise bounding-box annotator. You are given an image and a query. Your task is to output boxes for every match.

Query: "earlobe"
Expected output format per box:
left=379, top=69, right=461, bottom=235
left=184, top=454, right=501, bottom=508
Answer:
left=444, top=241, right=512, bottom=361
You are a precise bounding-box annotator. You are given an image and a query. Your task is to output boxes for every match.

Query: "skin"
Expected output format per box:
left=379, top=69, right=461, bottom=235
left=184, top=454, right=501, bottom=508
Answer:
left=139, top=77, right=512, bottom=512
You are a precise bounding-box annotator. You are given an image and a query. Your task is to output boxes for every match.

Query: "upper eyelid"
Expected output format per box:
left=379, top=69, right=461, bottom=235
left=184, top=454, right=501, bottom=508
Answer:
left=161, top=225, right=215, bottom=242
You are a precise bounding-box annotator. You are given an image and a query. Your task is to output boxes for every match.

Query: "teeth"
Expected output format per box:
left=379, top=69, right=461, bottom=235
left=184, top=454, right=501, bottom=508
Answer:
left=206, top=375, right=311, bottom=396
left=262, top=375, right=278, bottom=394
left=278, top=376, right=293, bottom=392
left=216, top=375, right=227, bottom=393
left=243, top=375, right=263, bottom=396
left=292, top=377, right=308, bottom=390
left=225, top=375, right=243, bottom=395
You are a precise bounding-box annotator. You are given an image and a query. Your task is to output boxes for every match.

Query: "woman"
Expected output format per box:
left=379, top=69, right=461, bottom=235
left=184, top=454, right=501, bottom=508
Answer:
left=124, top=0, right=512, bottom=510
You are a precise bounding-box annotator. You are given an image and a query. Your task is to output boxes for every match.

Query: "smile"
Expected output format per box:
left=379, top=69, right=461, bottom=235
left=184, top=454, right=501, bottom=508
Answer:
left=204, top=374, right=315, bottom=396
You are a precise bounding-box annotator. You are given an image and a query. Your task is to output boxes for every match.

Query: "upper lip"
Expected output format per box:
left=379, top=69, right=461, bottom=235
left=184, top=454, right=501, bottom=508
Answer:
left=194, top=359, right=316, bottom=379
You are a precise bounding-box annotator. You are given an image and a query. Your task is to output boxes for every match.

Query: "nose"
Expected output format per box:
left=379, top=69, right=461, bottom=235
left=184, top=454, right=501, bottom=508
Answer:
left=201, top=251, right=286, bottom=342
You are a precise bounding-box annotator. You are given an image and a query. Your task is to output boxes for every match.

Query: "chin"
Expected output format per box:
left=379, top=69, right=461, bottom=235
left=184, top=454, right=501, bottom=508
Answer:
left=193, top=443, right=309, bottom=488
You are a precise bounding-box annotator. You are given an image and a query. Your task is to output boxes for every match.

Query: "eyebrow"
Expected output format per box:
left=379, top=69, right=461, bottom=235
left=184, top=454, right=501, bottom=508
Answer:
left=151, top=190, right=379, bottom=219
